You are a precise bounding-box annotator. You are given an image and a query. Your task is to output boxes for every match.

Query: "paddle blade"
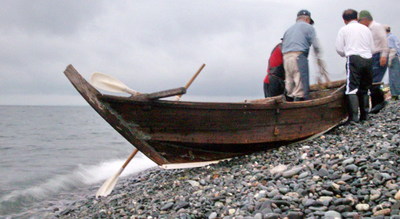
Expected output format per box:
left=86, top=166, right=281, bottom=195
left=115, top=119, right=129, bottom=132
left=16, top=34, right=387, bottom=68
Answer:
left=90, top=72, right=139, bottom=95
left=95, top=168, right=123, bottom=198
left=95, top=149, right=139, bottom=198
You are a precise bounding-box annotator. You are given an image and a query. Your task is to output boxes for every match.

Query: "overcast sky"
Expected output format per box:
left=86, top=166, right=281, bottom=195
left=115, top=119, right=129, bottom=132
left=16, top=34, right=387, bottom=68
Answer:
left=1, top=0, right=399, bottom=105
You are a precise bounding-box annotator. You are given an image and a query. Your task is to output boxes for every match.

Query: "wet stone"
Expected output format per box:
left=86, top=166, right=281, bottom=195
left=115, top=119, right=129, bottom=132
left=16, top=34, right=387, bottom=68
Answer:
left=324, top=210, right=342, bottom=219
left=344, top=164, right=358, bottom=173
left=160, top=202, right=174, bottom=211
left=174, top=201, right=189, bottom=210
left=51, top=101, right=400, bottom=218
left=282, top=167, right=303, bottom=178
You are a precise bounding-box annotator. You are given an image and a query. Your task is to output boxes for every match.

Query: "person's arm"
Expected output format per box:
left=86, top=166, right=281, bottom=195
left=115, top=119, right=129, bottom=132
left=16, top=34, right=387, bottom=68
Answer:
left=309, top=28, right=330, bottom=82
left=375, top=25, right=389, bottom=66
left=308, top=27, right=322, bottom=57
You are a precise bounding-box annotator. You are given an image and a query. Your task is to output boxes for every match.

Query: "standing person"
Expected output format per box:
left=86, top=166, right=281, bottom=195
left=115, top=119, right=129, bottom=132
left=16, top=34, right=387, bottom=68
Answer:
left=263, top=41, right=285, bottom=97
left=385, top=25, right=400, bottom=100
left=358, top=10, right=389, bottom=113
left=282, top=9, right=322, bottom=101
left=335, top=9, right=374, bottom=122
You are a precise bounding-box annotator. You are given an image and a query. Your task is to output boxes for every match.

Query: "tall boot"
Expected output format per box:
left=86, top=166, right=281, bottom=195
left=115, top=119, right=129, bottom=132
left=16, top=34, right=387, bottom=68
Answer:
left=370, top=84, right=386, bottom=114
left=358, top=94, right=369, bottom=121
left=346, top=94, right=359, bottom=122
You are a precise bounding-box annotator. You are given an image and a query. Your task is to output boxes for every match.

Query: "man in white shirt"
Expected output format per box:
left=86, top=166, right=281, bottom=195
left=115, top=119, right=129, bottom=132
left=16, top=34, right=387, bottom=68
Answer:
left=358, top=10, right=389, bottom=113
left=336, top=9, right=374, bottom=123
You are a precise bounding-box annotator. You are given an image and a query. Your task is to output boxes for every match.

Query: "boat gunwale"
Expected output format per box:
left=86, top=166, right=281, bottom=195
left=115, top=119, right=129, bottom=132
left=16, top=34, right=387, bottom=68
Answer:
left=98, top=84, right=346, bottom=110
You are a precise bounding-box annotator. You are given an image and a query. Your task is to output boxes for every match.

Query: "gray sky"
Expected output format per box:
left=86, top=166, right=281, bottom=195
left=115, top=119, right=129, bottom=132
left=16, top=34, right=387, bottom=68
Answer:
left=1, top=0, right=399, bottom=105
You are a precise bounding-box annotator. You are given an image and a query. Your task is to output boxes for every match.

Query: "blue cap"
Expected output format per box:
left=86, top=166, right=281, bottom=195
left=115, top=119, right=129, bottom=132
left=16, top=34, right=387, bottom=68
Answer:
left=297, top=9, right=314, bottom=24
left=297, top=9, right=311, bottom=16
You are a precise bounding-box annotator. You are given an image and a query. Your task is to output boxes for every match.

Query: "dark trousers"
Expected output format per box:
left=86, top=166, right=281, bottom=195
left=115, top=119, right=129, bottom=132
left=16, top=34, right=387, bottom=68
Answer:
left=297, top=53, right=310, bottom=99
left=264, top=76, right=285, bottom=98
left=372, top=53, right=388, bottom=83
left=345, top=55, right=372, bottom=121
left=345, top=55, right=372, bottom=95
left=370, top=53, right=388, bottom=108
left=389, top=56, right=400, bottom=96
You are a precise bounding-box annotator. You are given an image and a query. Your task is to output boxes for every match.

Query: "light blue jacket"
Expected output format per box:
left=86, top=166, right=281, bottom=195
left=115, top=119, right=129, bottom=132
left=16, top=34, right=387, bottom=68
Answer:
left=387, top=33, right=400, bottom=56
left=282, top=20, right=319, bottom=56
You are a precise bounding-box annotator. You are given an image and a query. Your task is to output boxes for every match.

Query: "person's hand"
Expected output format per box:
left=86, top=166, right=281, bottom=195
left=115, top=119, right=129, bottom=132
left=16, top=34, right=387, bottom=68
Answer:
left=380, top=56, right=387, bottom=67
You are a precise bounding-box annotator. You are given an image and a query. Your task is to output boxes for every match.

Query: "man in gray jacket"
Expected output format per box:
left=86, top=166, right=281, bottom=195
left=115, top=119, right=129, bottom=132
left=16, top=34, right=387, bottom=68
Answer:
left=282, top=9, right=321, bottom=101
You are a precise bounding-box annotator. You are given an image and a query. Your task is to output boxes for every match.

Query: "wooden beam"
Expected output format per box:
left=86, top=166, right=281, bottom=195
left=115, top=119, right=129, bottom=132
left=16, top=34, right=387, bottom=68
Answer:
left=130, top=87, right=186, bottom=100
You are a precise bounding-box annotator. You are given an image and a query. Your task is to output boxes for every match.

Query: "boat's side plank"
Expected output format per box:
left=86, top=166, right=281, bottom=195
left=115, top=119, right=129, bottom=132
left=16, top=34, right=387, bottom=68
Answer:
left=104, top=95, right=346, bottom=144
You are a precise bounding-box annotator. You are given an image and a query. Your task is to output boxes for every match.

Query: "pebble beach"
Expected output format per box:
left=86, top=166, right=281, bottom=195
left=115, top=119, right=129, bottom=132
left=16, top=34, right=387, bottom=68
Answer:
left=55, top=100, right=400, bottom=219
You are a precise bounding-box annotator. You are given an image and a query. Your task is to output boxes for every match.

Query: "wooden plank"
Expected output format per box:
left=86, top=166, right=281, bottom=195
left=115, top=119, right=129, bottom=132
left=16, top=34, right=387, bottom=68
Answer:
left=128, top=87, right=186, bottom=101
left=310, top=79, right=346, bottom=91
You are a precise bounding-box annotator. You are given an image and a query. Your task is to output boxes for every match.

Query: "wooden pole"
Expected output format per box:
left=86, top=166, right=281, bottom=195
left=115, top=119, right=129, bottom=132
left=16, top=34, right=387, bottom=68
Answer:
left=176, top=63, right=206, bottom=101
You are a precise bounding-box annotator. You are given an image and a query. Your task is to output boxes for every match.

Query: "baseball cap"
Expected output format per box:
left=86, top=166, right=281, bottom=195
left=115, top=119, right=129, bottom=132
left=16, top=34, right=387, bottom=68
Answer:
left=359, top=10, right=373, bottom=21
left=297, top=9, right=314, bottom=25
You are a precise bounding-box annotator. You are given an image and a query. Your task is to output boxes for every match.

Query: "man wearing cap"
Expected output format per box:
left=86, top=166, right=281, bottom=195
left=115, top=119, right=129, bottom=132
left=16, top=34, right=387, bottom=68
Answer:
left=358, top=10, right=389, bottom=113
left=281, top=9, right=321, bottom=101
left=385, top=25, right=400, bottom=100
left=335, top=9, right=374, bottom=123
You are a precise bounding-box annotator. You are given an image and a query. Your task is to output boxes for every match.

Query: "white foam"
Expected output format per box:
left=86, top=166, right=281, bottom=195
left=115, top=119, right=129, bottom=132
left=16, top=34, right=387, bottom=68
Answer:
left=0, top=154, right=157, bottom=213
left=79, top=154, right=157, bottom=184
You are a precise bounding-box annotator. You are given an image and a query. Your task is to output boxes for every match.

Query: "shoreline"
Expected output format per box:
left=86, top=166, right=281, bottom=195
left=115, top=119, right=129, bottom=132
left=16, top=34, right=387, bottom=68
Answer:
left=55, top=101, right=400, bottom=218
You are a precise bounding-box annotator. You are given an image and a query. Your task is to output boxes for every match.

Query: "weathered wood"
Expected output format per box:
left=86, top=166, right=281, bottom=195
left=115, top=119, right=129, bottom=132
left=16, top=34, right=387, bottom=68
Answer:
left=64, top=64, right=348, bottom=166
left=176, top=63, right=206, bottom=100
left=129, top=87, right=186, bottom=101
left=310, top=79, right=346, bottom=91
left=64, top=65, right=168, bottom=165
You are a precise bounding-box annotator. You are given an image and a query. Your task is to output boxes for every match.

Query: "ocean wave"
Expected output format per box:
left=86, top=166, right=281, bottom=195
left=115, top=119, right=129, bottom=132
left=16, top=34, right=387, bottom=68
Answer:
left=0, top=155, right=156, bottom=216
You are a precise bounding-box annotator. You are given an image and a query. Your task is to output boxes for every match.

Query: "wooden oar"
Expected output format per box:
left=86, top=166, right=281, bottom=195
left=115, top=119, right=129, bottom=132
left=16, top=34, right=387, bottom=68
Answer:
left=175, top=63, right=206, bottom=101
left=95, top=148, right=139, bottom=198
left=90, top=72, right=140, bottom=96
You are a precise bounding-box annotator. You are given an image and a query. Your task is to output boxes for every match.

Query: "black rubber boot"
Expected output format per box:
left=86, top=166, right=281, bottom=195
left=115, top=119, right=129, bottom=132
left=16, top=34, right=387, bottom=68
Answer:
left=346, top=94, right=359, bottom=123
left=370, top=85, right=386, bottom=114
left=370, top=101, right=387, bottom=114
left=285, top=95, right=294, bottom=102
left=358, top=94, right=369, bottom=121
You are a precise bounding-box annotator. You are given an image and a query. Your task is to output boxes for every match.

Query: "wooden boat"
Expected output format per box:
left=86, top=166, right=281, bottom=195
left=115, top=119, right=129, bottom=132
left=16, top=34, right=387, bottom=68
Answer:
left=64, top=65, right=347, bottom=167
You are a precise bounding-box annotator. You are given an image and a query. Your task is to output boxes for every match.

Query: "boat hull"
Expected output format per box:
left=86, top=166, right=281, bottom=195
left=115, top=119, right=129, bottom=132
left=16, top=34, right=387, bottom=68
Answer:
left=64, top=65, right=347, bottom=165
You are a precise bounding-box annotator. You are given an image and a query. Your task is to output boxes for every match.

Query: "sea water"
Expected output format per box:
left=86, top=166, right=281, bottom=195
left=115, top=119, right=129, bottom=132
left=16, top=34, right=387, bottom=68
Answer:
left=0, top=105, right=157, bottom=218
